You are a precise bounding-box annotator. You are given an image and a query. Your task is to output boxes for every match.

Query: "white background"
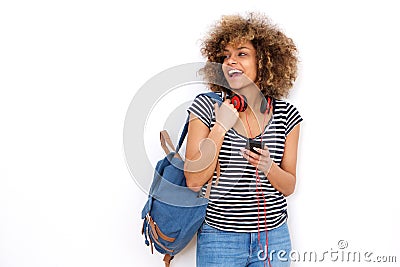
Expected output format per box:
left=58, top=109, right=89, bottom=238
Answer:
left=1, top=0, right=399, bottom=266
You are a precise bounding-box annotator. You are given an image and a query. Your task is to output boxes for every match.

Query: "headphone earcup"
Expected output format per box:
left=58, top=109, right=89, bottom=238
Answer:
left=260, top=96, right=272, bottom=114
left=231, top=94, right=247, bottom=112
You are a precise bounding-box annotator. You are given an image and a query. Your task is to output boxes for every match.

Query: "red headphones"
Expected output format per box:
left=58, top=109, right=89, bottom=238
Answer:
left=229, top=93, right=272, bottom=114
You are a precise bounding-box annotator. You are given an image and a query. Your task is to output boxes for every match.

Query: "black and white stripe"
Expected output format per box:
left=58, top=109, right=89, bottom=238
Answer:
left=187, top=92, right=303, bottom=232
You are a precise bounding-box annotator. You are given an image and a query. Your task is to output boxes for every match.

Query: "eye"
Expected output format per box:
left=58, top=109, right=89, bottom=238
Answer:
left=238, top=52, right=247, bottom=56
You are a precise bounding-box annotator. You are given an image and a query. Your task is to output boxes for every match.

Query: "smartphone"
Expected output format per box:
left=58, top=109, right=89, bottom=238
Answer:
left=245, top=139, right=263, bottom=155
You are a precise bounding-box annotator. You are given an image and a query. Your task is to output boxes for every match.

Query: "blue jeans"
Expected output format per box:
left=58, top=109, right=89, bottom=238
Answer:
left=196, top=222, right=291, bottom=267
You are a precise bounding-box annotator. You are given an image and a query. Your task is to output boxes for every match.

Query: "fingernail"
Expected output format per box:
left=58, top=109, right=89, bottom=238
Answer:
left=253, top=147, right=260, bottom=152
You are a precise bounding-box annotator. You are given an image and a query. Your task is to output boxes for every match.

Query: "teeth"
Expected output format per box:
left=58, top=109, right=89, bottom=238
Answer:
left=228, top=69, right=243, bottom=76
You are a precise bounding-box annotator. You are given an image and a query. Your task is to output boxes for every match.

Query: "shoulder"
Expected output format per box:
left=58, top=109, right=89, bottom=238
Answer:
left=187, top=91, right=223, bottom=128
left=274, top=99, right=303, bottom=136
left=189, top=91, right=223, bottom=114
left=274, top=99, right=301, bottom=115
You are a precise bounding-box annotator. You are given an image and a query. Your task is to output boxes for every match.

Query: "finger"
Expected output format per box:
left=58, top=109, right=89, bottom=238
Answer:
left=222, top=100, right=235, bottom=111
left=214, top=102, right=219, bottom=114
left=263, top=144, right=269, bottom=150
left=241, top=150, right=257, bottom=163
left=254, top=146, right=270, bottom=157
left=245, top=155, right=268, bottom=171
left=242, top=149, right=268, bottom=168
left=241, top=150, right=269, bottom=171
left=247, top=156, right=259, bottom=165
left=247, top=154, right=268, bottom=167
left=247, top=156, right=265, bottom=170
left=242, top=148, right=261, bottom=160
left=232, top=107, right=239, bottom=116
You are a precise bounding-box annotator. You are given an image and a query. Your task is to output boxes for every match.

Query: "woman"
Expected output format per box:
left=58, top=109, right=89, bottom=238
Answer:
left=184, top=13, right=302, bottom=267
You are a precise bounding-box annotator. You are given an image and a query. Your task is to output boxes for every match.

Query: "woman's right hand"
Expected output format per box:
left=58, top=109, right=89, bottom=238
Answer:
left=214, top=99, right=239, bottom=132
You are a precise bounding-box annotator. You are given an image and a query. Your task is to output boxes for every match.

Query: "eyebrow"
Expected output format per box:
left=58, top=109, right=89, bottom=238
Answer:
left=223, top=46, right=252, bottom=52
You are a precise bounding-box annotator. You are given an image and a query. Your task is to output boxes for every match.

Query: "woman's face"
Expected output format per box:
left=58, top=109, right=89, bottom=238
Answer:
left=222, top=41, right=257, bottom=91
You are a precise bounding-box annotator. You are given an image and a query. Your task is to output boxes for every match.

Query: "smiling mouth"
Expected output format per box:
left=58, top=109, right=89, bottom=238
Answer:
left=228, top=69, right=243, bottom=77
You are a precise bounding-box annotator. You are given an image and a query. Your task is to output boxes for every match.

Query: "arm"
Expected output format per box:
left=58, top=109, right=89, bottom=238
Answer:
left=242, top=123, right=301, bottom=197
left=184, top=99, right=239, bottom=191
left=183, top=113, right=226, bottom=191
left=267, top=124, right=300, bottom=196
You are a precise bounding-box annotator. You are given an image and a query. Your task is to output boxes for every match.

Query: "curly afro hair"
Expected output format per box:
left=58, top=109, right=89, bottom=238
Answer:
left=200, top=12, right=298, bottom=99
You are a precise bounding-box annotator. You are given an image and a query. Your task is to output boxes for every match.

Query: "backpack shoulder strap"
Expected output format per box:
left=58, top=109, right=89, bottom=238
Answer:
left=201, top=91, right=224, bottom=104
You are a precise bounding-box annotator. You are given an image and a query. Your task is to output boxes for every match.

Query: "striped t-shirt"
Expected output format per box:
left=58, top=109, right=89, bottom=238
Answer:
left=187, top=92, right=303, bottom=232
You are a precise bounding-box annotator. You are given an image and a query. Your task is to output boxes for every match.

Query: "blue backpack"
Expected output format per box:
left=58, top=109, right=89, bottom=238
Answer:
left=141, top=92, right=223, bottom=267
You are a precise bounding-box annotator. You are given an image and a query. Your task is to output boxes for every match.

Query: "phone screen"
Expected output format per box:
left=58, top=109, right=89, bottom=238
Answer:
left=246, top=139, right=263, bottom=155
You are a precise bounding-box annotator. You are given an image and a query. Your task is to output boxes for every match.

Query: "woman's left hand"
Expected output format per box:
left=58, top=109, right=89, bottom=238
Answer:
left=240, top=144, right=274, bottom=175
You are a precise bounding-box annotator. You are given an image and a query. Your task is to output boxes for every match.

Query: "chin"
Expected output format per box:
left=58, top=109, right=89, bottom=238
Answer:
left=226, top=80, right=243, bottom=89
left=227, top=82, right=252, bottom=91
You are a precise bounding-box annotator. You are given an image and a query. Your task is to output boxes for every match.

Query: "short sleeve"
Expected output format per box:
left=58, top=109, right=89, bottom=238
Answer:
left=285, top=102, right=303, bottom=136
left=187, top=94, right=215, bottom=129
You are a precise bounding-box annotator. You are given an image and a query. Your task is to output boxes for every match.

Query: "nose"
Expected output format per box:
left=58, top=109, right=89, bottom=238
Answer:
left=226, top=55, right=237, bottom=65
